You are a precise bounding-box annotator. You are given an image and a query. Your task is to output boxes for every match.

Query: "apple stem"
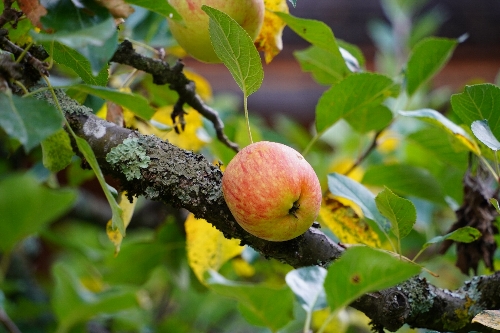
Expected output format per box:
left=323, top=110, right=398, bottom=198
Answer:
left=244, top=96, right=253, bottom=144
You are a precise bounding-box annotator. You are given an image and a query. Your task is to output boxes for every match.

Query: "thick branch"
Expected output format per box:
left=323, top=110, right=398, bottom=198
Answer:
left=110, top=40, right=239, bottom=152
left=54, top=99, right=500, bottom=332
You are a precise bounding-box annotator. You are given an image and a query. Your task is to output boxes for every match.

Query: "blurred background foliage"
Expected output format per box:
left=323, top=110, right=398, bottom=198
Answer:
left=1, top=0, right=500, bottom=332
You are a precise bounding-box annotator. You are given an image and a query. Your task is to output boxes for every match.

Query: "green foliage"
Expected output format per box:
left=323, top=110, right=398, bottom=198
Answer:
left=316, top=73, right=398, bottom=133
left=324, top=246, right=420, bottom=312
left=1, top=0, right=500, bottom=332
left=0, top=173, right=76, bottom=252
left=203, top=5, right=263, bottom=98
left=0, top=93, right=63, bottom=152
left=72, top=85, right=156, bottom=119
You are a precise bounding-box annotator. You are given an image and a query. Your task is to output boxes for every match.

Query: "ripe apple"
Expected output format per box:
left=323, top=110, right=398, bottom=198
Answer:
left=167, top=0, right=265, bottom=63
left=222, top=141, right=322, bottom=242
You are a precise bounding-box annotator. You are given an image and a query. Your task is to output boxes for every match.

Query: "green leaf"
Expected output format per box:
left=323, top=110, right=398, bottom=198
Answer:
left=273, top=12, right=348, bottom=75
left=36, top=1, right=118, bottom=74
left=0, top=173, right=76, bottom=252
left=362, top=164, right=446, bottom=204
left=375, top=187, right=416, bottom=241
left=294, top=46, right=346, bottom=85
left=405, top=37, right=457, bottom=96
left=41, top=129, right=74, bottom=173
left=71, top=85, right=155, bottom=120
left=451, top=84, right=500, bottom=138
left=0, top=92, right=64, bottom=152
left=420, top=226, right=481, bottom=253
left=471, top=119, right=500, bottom=151
left=316, top=73, right=397, bottom=133
left=49, top=42, right=109, bottom=86
left=208, top=271, right=294, bottom=331
left=74, top=137, right=124, bottom=236
left=490, top=198, right=500, bottom=215
left=327, top=173, right=390, bottom=232
left=52, top=262, right=138, bottom=333
left=124, top=0, right=182, bottom=21
left=324, top=246, right=420, bottom=312
left=285, top=266, right=328, bottom=312
left=203, top=5, right=263, bottom=97
left=399, top=109, right=480, bottom=155
left=343, top=104, right=393, bottom=133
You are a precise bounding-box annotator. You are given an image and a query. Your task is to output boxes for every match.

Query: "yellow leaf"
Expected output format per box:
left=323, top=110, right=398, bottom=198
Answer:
left=319, top=193, right=381, bottom=247
left=232, top=258, right=255, bottom=278
left=184, top=69, right=213, bottom=102
left=312, top=308, right=349, bottom=333
left=185, top=213, right=244, bottom=283
left=254, top=0, right=289, bottom=63
left=106, top=192, right=137, bottom=255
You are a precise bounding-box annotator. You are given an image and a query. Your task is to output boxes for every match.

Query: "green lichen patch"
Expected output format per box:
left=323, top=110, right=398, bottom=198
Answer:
left=106, top=137, right=150, bottom=181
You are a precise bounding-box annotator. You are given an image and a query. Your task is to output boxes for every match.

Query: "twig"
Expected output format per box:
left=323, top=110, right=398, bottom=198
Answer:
left=0, top=30, right=49, bottom=76
left=0, top=308, right=22, bottom=333
left=344, top=130, right=384, bottom=176
left=0, top=0, right=22, bottom=29
left=110, top=40, right=239, bottom=152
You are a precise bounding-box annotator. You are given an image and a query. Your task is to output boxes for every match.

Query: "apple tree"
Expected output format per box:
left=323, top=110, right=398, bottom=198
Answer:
left=1, top=0, right=500, bottom=332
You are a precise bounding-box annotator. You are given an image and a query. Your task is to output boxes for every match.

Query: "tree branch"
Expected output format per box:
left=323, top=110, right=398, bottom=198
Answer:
left=110, top=40, right=239, bottom=152
left=35, top=86, right=499, bottom=332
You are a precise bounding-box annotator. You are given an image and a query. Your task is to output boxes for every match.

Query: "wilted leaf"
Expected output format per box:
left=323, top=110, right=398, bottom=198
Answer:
left=0, top=92, right=63, bottom=152
left=405, top=37, right=457, bottom=96
left=185, top=214, right=243, bottom=283
left=399, top=109, right=480, bottom=155
left=471, top=119, right=500, bottom=151
left=41, top=128, right=74, bottom=172
left=0, top=173, right=76, bottom=252
left=472, top=310, right=500, bottom=330
left=254, top=0, right=288, bottom=63
left=208, top=271, right=294, bottom=331
left=328, top=173, right=390, bottom=233
left=319, top=193, right=381, bottom=247
left=316, top=73, right=397, bottom=133
left=18, top=0, right=47, bottom=28
left=106, top=192, right=137, bottom=255
left=324, top=246, right=420, bottom=312
left=203, top=5, right=263, bottom=97
left=451, top=84, right=500, bottom=139
left=96, top=0, right=134, bottom=19
left=285, top=266, right=328, bottom=312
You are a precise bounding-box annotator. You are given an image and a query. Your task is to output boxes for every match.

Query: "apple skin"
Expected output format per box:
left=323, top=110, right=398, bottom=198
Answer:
left=222, top=141, right=322, bottom=242
left=167, top=0, right=265, bottom=63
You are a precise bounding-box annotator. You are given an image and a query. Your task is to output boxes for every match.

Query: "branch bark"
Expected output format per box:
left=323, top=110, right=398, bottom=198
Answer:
left=45, top=90, right=500, bottom=332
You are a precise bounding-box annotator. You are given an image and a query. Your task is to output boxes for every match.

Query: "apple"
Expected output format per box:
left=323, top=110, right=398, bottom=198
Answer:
left=222, top=141, right=322, bottom=242
left=167, top=0, right=265, bottom=63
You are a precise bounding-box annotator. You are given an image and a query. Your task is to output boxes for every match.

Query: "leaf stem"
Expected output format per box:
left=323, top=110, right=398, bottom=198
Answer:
left=344, top=130, right=383, bottom=176
left=303, top=310, right=313, bottom=333
left=302, top=132, right=320, bottom=156
left=244, top=96, right=253, bottom=144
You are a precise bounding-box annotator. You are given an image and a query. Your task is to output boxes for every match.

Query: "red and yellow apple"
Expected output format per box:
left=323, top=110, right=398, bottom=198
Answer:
left=222, top=141, right=322, bottom=242
left=167, top=0, right=265, bottom=63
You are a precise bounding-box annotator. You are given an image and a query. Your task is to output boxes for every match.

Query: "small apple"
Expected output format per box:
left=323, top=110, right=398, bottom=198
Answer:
left=167, top=0, right=265, bottom=63
left=222, top=141, right=322, bottom=242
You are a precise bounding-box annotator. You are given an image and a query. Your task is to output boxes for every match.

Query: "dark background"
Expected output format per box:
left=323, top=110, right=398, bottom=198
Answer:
left=184, top=0, right=500, bottom=124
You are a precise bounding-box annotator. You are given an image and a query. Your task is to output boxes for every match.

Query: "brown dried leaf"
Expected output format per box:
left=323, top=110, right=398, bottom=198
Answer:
left=17, top=0, right=47, bottom=29
left=472, top=310, right=500, bottom=330
left=440, top=165, right=499, bottom=275
left=254, top=0, right=288, bottom=64
left=95, top=0, right=134, bottom=19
